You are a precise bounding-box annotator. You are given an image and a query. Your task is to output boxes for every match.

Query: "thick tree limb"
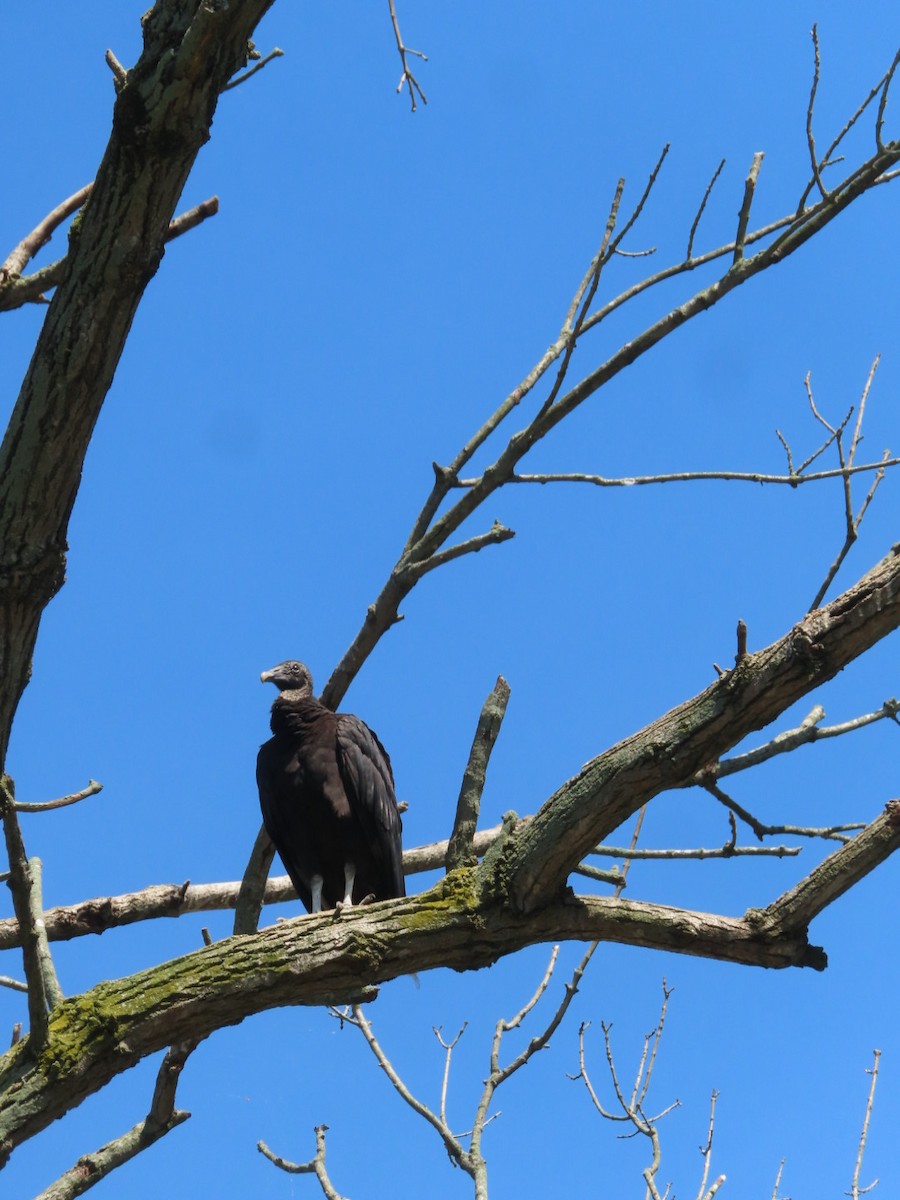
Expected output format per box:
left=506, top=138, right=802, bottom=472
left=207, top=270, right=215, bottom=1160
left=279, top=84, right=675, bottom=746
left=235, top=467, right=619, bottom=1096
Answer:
left=507, top=544, right=900, bottom=912
left=0, top=0, right=275, bottom=765
left=0, top=829, right=506, bottom=952
left=0, top=872, right=836, bottom=1167
left=33, top=1040, right=194, bottom=1200
left=2, top=784, right=897, bottom=1165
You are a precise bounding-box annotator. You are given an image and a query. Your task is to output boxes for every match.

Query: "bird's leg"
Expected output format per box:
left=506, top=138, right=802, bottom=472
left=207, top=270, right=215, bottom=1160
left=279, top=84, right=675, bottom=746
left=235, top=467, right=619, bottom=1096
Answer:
left=310, top=874, right=324, bottom=914
left=342, top=862, right=356, bottom=907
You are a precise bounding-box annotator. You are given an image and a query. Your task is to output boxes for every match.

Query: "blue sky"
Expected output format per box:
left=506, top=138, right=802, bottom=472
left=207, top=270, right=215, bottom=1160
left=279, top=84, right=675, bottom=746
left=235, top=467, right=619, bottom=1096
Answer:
left=3, top=3, right=899, bottom=1196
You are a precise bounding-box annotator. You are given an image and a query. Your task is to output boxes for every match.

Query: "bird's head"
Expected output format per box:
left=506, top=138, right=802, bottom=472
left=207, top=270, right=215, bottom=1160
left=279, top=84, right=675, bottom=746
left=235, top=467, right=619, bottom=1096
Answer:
left=260, top=660, right=314, bottom=697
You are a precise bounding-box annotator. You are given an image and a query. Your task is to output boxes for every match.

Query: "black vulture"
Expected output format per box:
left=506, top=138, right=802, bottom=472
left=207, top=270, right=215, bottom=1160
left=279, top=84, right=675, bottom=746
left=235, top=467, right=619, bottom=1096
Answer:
left=256, top=660, right=405, bottom=914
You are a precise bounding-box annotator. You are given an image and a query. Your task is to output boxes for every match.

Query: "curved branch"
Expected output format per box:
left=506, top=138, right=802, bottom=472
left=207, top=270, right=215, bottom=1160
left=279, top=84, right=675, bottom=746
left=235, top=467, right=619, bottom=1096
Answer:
left=0, top=876, right=835, bottom=1168
left=507, top=544, right=900, bottom=912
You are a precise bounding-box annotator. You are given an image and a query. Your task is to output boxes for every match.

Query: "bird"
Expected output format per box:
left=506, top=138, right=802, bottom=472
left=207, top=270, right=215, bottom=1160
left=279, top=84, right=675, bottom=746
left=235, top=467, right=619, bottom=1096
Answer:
left=256, top=660, right=405, bottom=914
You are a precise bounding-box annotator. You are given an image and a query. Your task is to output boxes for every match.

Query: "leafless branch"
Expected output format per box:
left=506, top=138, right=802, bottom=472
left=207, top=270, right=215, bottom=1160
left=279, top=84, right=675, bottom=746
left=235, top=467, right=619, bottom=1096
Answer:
left=805, top=26, right=829, bottom=200
left=388, top=0, right=428, bottom=111
left=703, top=780, right=865, bottom=844
left=0, top=778, right=60, bottom=1044
left=849, top=1050, right=881, bottom=1200
left=732, top=151, right=765, bottom=262
left=12, top=779, right=102, bottom=814
left=770, top=1158, right=787, bottom=1200
left=316, top=56, right=900, bottom=713
left=223, top=46, right=284, bottom=91
left=455, top=457, right=900, bottom=490
left=0, top=183, right=92, bottom=278
left=104, top=49, right=127, bottom=90
left=0, top=196, right=219, bottom=312
left=446, top=676, right=511, bottom=870
left=338, top=1003, right=468, bottom=1168
left=259, top=1126, right=348, bottom=1200
left=687, top=157, right=726, bottom=259
left=33, top=1041, right=194, bottom=1200
left=433, top=1023, right=467, bottom=1129
left=232, top=824, right=277, bottom=935
left=876, top=49, right=900, bottom=151
left=698, top=698, right=900, bottom=782
left=573, top=984, right=727, bottom=1200
left=590, top=842, right=801, bottom=862
left=0, top=976, right=27, bottom=993
left=408, top=520, right=516, bottom=578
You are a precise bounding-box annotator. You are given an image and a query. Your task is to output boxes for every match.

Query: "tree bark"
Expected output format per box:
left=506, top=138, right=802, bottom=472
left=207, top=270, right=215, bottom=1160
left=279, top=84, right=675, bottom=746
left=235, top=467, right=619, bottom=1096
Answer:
left=0, top=0, right=275, bottom=765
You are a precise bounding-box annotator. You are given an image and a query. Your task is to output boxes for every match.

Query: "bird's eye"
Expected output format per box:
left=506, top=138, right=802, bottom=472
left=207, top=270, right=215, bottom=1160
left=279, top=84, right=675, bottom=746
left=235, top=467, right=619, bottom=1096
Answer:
left=291, top=663, right=300, bottom=673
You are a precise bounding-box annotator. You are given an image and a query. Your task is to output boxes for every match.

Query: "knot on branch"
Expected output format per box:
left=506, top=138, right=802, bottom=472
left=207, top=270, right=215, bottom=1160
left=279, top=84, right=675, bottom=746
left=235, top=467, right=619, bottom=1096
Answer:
left=0, top=542, right=67, bottom=603
left=432, top=462, right=458, bottom=487
left=790, top=624, right=826, bottom=672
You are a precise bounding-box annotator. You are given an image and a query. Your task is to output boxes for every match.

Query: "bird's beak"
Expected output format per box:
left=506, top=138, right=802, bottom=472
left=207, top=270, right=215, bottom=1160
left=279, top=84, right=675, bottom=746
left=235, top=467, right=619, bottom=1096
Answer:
left=260, top=668, right=276, bottom=685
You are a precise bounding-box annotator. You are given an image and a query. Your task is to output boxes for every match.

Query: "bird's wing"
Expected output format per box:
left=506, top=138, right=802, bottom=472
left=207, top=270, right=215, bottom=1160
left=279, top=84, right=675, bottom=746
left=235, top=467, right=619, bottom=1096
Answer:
left=256, top=738, right=314, bottom=912
left=335, top=715, right=405, bottom=896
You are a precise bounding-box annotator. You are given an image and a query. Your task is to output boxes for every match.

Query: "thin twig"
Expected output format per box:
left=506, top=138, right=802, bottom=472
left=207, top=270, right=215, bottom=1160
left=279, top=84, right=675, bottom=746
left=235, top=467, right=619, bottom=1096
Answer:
left=590, top=843, right=801, bottom=861
left=13, top=779, right=102, bottom=814
left=687, top=158, right=726, bottom=259
left=704, top=781, right=864, bottom=844
left=732, top=151, right=765, bottom=263
left=433, top=1024, right=467, bottom=1129
left=805, top=26, right=828, bottom=200
left=0, top=196, right=219, bottom=311
left=699, top=699, right=900, bottom=781
left=849, top=1050, right=881, bottom=1200
left=223, top=47, right=284, bottom=91
left=1, top=184, right=93, bottom=277
left=453, top=458, right=900, bottom=490
left=388, top=0, right=428, bottom=111
left=104, top=49, right=128, bottom=90
left=259, top=1126, right=348, bottom=1200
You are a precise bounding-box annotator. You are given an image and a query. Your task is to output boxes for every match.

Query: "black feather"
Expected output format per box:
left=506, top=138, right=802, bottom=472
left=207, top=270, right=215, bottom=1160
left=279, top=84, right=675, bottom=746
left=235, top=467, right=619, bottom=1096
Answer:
left=256, top=661, right=405, bottom=913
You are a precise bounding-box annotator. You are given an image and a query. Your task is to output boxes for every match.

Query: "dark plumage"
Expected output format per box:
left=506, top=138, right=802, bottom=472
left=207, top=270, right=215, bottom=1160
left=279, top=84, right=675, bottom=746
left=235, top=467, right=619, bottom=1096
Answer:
left=256, top=660, right=405, bottom=914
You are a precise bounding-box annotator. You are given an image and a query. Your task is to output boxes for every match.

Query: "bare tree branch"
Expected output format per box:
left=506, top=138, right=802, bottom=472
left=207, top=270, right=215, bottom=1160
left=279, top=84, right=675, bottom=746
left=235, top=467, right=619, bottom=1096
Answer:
left=0, top=778, right=58, bottom=1045
left=223, top=46, right=284, bottom=91
left=34, top=1041, right=195, bottom=1200
left=388, top=0, right=428, bottom=111
left=259, top=1125, right=348, bottom=1200
left=12, top=779, right=103, bottom=814
left=849, top=1050, right=881, bottom=1200
left=1, top=184, right=93, bottom=279
left=447, top=676, right=511, bottom=871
